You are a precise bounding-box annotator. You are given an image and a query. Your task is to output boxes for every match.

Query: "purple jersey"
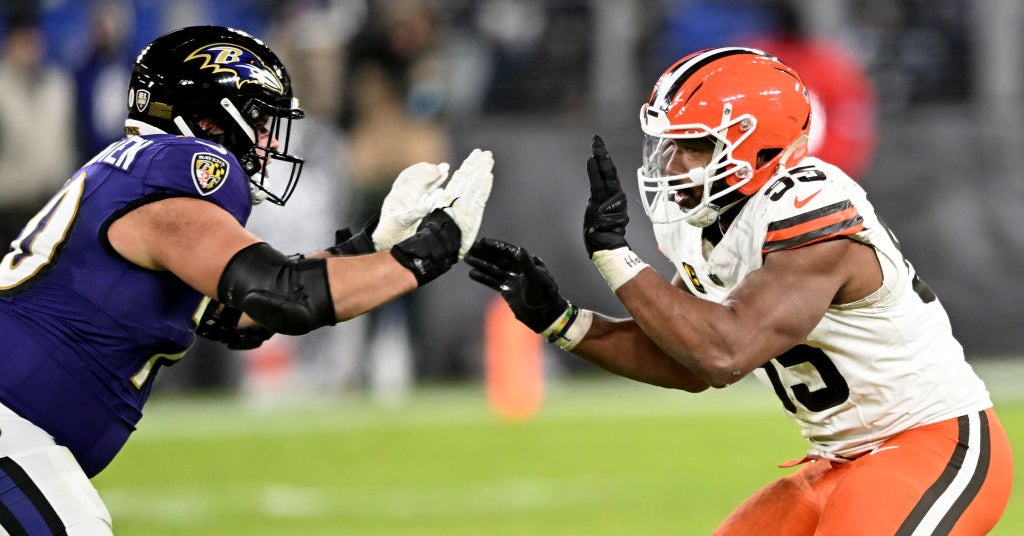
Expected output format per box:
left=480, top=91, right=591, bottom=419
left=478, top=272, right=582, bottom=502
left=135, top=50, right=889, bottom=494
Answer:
left=0, top=134, right=251, bottom=476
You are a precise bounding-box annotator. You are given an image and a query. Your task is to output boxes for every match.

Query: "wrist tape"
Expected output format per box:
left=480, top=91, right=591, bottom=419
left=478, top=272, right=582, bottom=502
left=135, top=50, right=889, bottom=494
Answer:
left=540, top=304, right=593, bottom=351
left=591, top=247, right=649, bottom=292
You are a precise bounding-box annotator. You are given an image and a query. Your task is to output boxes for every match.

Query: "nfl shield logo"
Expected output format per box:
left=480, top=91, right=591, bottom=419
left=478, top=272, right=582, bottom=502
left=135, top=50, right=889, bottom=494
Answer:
left=135, top=89, right=150, bottom=113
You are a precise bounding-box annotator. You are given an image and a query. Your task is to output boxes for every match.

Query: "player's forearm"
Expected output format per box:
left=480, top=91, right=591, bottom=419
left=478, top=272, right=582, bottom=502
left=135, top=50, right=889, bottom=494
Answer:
left=615, top=269, right=749, bottom=388
left=324, top=253, right=417, bottom=321
left=571, top=313, right=709, bottom=392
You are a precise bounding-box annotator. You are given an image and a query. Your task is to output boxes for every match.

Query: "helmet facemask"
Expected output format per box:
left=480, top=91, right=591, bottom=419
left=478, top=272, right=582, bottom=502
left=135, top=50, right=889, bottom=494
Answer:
left=173, top=96, right=305, bottom=206
left=223, top=97, right=305, bottom=206
left=637, top=103, right=755, bottom=228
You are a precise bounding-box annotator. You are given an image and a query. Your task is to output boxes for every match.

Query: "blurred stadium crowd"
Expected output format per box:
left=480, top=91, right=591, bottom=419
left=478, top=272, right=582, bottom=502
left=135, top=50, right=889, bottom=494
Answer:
left=2, top=0, right=1020, bottom=398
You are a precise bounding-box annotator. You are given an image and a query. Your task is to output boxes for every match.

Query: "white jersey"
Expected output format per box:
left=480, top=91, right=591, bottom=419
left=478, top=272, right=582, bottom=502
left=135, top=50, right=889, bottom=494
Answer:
left=651, top=157, right=992, bottom=461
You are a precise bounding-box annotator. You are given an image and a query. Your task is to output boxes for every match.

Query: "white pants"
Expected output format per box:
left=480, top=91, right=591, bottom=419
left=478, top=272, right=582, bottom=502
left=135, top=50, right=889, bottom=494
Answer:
left=0, top=402, right=112, bottom=535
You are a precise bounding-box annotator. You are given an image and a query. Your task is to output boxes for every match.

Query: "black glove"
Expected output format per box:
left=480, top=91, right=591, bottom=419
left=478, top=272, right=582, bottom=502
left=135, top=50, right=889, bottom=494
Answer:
left=584, top=134, right=630, bottom=257
left=391, top=208, right=461, bottom=286
left=327, top=214, right=379, bottom=256
left=465, top=237, right=568, bottom=333
left=195, top=300, right=274, bottom=350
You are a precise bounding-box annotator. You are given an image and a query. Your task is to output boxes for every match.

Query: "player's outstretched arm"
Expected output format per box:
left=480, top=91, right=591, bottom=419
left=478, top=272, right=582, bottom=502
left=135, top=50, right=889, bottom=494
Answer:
left=218, top=207, right=461, bottom=333
left=107, top=196, right=461, bottom=337
left=465, top=237, right=708, bottom=391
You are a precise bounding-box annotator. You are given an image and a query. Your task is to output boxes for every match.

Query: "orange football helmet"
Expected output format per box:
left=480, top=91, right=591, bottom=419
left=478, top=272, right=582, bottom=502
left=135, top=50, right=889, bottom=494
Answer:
left=638, top=47, right=811, bottom=227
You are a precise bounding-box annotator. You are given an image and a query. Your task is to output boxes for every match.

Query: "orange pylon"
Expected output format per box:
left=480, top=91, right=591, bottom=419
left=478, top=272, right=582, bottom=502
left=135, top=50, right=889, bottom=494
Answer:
left=483, top=296, right=544, bottom=421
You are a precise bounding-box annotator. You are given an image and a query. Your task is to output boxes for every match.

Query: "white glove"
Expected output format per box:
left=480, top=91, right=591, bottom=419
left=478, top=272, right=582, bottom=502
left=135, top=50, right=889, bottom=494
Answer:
left=371, top=161, right=450, bottom=251
left=440, top=148, right=494, bottom=259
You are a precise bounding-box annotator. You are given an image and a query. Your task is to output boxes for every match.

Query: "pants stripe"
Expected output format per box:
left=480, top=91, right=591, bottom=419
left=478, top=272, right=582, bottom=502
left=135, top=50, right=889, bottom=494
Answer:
left=896, top=411, right=988, bottom=535
left=934, top=411, right=991, bottom=533
left=0, top=456, right=65, bottom=535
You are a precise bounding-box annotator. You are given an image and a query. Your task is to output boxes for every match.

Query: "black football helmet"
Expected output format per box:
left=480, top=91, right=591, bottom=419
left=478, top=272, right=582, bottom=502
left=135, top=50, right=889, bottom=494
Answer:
left=127, top=26, right=304, bottom=205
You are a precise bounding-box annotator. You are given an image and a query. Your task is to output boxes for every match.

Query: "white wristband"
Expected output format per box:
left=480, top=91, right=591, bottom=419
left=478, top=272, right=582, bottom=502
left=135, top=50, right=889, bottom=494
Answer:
left=540, top=304, right=593, bottom=351
left=555, top=308, right=592, bottom=351
left=591, top=247, right=649, bottom=292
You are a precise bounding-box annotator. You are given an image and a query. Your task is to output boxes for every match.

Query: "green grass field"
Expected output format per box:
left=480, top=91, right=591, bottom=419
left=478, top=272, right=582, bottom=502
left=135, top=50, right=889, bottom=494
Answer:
left=93, top=361, right=1024, bottom=535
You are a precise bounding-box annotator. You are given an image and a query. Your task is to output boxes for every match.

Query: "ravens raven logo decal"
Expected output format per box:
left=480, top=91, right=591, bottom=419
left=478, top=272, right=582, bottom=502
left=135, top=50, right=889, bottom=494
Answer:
left=185, top=44, right=285, bottom=94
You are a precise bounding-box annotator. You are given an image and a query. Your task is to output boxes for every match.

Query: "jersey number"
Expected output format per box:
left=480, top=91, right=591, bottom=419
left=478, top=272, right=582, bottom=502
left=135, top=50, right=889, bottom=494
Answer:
left=764, top=166, right=826, bottom=201
left=761, top=345, right=850, bottom=413
left=0, top=173, right=86, bottom=294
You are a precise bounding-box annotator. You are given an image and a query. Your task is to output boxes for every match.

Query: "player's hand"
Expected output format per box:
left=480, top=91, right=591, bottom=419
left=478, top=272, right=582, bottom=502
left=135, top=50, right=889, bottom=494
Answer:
left=195, top=299, right=274, bottom=350
left=372, top=162, right=450, bottom=251
left=327, top=214, right=378, bottom=256
left=391, top=208, right=461, bottom=286
left=440, top=149, right=494, bottom=259
left=584, top=134, right=630, bottom=257
left=465, top=237, right=568, bottom=333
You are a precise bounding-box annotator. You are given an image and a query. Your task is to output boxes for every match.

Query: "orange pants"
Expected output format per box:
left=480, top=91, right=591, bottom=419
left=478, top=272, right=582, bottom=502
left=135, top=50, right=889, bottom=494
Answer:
left=715, top=409, right=1013, bottom=535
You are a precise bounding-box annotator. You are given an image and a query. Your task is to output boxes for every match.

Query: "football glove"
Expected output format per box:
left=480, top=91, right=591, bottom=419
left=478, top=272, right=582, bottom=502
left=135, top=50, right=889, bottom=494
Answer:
left=440, top=148, right=494, bottom=259
left=371, top=162, right=450, bottom=251
left=465, top=237, right=568, bottom=333
left=195, top=299, right=274, bottom=350
left=391, top=208, right=461, bottom=286
left=327, top=214, right=378, bottom=256
left=584, top=135, right=630, bottom=257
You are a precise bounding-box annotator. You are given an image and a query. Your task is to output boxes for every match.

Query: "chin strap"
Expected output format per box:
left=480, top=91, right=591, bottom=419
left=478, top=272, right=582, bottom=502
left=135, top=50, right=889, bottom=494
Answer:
left=775, top=134, right=809, bottom=175
left=248, top=179, right=268, bottom=205
left=685, top=189, right=747, bottom=228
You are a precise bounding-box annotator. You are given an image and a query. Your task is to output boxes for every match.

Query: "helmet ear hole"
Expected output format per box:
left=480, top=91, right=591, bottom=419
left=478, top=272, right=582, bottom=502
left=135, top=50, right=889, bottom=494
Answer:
left=756, top=148, right=782, bottom=167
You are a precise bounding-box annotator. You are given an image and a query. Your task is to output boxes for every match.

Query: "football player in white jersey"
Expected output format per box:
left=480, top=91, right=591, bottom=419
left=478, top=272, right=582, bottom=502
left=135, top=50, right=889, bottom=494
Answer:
left=466, top=47, right=1012, bottom=535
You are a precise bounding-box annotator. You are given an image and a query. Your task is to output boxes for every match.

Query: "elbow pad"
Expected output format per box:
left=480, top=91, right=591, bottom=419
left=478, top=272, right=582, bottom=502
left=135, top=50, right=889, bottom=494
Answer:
left=218, top=242, right=335, bottom=335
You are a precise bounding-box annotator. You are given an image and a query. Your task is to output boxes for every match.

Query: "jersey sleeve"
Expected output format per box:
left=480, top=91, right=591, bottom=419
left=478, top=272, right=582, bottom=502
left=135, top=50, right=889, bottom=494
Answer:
left=760, top=170, right=864, bottom=255
left=141, top=138, right=253, bottom=224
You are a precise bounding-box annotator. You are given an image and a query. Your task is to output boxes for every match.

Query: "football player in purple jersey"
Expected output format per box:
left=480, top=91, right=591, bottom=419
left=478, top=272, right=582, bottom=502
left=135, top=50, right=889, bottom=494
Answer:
left=0, top=25, right=492, bottom=534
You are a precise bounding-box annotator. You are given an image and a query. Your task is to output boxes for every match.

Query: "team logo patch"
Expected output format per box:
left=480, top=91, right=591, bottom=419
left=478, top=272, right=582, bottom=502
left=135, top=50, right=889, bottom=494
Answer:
left=192, top=153, right=230, bottom=196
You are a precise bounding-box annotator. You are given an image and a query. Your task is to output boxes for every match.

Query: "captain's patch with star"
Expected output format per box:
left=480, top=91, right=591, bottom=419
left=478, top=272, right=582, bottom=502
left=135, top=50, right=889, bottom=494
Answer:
left=192, top=153, right=230, bottom=196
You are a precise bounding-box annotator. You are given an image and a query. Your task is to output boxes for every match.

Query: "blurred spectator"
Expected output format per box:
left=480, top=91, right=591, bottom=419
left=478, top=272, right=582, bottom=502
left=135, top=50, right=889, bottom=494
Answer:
left=266, top=0, right=366, bottom=120
left=339, top=0, right=451, bottom=392
left=742, top=1, right=878, bottom=180
left=340, top=0, right=448, bottom=127
left=0, top=7, right=76, bottom=246
left=72, top=0, right=135, bottom=160
left=382, top=0, right=447, bottom=121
